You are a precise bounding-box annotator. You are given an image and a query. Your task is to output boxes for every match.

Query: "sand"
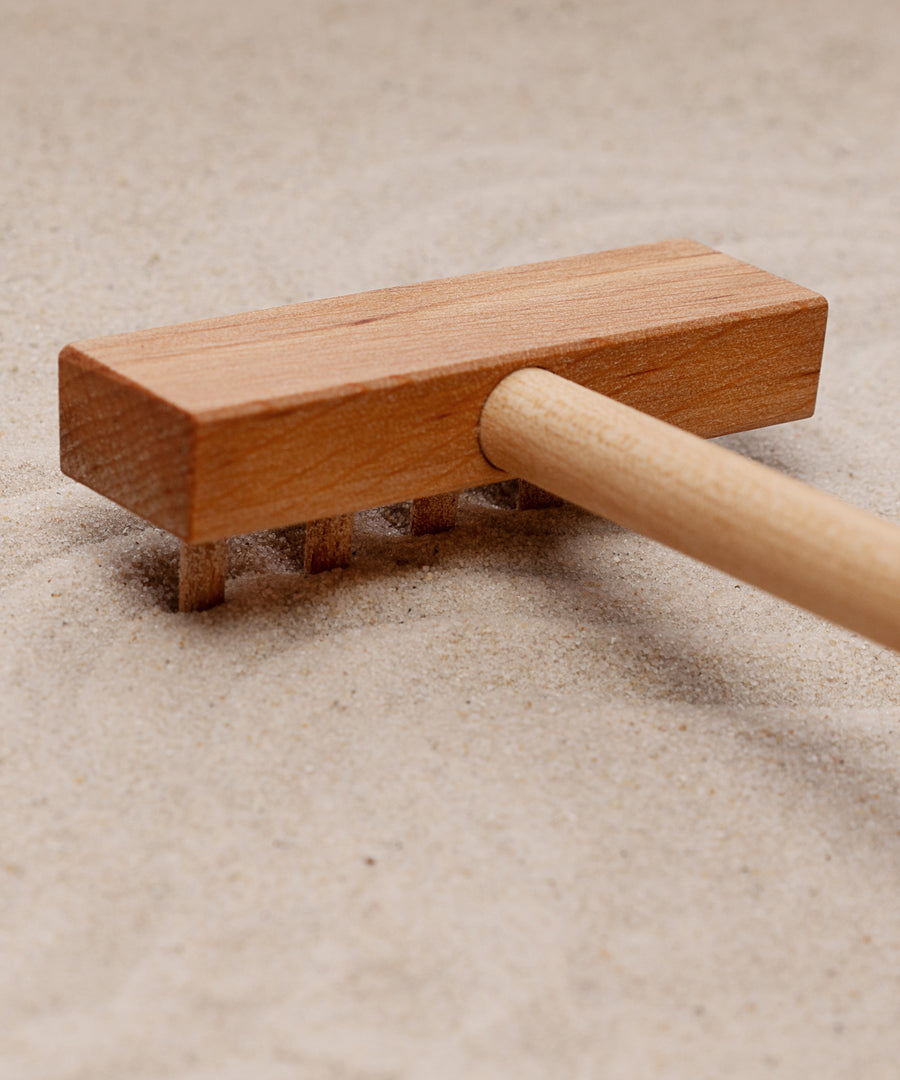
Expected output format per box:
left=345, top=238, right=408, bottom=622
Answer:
left=2, top=1, right=900, bottom=1076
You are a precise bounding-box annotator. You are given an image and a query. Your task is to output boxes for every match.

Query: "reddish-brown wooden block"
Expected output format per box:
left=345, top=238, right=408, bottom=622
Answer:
left=59, top=239, right=827, bottom=544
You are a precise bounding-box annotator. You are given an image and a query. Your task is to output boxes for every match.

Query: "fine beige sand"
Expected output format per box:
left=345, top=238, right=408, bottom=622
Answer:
left=2, top=1, right=899, bottom=1076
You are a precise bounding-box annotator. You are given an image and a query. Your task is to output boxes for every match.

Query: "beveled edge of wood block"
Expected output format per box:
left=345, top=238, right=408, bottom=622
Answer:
left=59, top=347, right=195, bottom=538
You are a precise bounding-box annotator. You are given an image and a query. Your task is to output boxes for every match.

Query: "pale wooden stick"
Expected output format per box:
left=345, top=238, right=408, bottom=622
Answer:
left=304, top=515, right=353, bottom=574
left=178, top=540, right=227, bottom=612
left=516, top=481, right=564, bottom=511
left=409, top=493, right=459, bottom=535
left=480, top=369, right=900, bottom=652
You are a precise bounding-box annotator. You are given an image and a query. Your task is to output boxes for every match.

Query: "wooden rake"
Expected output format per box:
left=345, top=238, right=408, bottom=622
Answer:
left=58, top=239, right=900, bottom=651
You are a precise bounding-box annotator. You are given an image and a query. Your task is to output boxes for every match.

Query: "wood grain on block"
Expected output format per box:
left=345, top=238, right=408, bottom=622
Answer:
left=480, top=369, right=900, bottom=652
left=59, top=240, right=827, bottom=543
left=178, top=540, right=227, bottom=612
left=304, top=515, right=353, bottom=574
left=409, top=492, right=459, bottom=535
left=516, top=481, right=565, bottom=510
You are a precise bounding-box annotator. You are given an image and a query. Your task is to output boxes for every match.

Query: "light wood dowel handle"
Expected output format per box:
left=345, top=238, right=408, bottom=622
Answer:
left=479, top=368, right=900, bottom=652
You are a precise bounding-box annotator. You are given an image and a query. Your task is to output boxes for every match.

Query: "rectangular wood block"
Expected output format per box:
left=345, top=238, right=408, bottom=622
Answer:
left=59, top=239, right=827, bottom=543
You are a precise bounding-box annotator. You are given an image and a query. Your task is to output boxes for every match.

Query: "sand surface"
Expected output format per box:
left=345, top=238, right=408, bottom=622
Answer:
left=2, top=1, right=900, bottom=1076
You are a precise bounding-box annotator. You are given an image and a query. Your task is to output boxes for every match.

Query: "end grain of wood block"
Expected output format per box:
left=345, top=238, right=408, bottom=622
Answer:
left=178, top=540, right=227, bottom=612
left=409, top=492, right=459, bottom=535
left=304, top=515, right=354, bottom=574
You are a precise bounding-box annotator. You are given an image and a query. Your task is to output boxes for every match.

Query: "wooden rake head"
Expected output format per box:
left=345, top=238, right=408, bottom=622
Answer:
left=59, top=238, right=899, bottom=651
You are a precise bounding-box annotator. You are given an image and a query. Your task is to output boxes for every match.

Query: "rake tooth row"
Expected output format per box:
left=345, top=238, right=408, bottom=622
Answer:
left=175, top=483, right=559, bottom=612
